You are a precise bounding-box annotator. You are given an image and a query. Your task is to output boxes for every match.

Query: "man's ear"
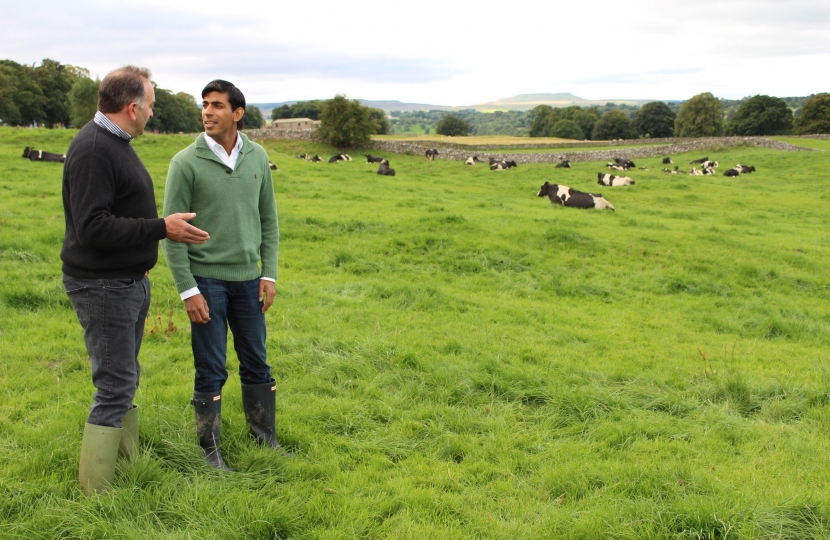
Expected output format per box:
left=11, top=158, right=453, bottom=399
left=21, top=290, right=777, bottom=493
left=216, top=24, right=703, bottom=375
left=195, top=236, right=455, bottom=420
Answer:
left=233, top=107, right=245, bottom=122
left=127, top=102, right=139, bottom=122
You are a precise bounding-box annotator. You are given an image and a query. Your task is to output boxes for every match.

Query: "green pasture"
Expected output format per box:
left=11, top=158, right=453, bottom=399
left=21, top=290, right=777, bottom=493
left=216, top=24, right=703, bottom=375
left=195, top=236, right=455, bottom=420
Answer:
left=3, top=126, right=830, bottom=538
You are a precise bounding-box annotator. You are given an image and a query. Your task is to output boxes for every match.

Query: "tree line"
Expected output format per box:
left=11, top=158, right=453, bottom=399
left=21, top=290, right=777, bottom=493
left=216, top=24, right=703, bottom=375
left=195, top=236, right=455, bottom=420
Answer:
left=0, top=58, right=268, bottom=133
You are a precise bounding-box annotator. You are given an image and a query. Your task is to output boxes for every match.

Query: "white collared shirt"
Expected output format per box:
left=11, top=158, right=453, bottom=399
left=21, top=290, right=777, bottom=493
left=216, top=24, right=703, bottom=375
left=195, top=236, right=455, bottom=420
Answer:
left=179, top=131, right=274, bottom=301
left=203, top=132, right=243, bottom=170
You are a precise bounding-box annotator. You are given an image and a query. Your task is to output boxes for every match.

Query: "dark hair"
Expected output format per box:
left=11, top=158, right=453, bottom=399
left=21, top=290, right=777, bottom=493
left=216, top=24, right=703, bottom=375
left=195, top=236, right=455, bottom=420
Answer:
left=98, top=66, right=152, bottom=114
left=201, top=79, right=246, bottom=130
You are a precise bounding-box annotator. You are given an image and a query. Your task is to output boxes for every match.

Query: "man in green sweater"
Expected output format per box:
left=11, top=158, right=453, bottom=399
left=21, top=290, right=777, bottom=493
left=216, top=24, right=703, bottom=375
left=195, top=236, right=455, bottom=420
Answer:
left=162, top=80, right=286, bottom=470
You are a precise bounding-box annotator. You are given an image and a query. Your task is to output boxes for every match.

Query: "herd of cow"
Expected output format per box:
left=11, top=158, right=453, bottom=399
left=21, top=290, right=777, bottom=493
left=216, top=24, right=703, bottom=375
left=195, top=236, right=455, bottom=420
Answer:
left=23, top=142, right=758, bottom=213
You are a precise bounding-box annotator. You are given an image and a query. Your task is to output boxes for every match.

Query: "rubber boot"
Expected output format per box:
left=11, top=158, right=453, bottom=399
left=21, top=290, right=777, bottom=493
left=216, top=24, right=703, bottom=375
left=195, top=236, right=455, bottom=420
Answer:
left=118, top=406, right=138, bottom=461
left=191, top=392, right=235, bottom=471
left=241, top=380, right=291, bottom=457
left=78, top=423, right=122, bottom=495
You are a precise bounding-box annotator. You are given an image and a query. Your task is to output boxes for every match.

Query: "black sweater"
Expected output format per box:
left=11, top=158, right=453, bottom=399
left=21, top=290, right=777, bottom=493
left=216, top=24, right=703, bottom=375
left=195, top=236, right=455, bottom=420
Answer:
left=61, top=121, right=167, bottom=279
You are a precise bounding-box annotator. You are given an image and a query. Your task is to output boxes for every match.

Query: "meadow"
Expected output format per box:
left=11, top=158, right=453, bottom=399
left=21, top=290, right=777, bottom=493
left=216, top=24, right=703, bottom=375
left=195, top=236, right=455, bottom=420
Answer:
left=2, top=126, right=830, bottom=539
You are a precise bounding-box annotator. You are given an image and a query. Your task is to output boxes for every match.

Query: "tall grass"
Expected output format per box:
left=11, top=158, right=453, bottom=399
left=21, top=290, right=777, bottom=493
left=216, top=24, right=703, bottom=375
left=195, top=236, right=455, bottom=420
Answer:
left=2, top=127, right=830, bottom=538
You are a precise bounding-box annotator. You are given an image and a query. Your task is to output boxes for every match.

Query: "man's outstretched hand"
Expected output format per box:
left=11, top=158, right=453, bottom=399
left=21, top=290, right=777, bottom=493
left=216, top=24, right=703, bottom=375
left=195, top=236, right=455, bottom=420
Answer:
left=165, top=213, right=210, bottom=244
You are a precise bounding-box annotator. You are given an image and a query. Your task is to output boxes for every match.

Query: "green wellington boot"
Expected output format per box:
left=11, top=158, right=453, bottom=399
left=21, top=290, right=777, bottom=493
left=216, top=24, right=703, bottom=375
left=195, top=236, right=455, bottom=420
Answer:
left=119, top=406, right=138, bottom=461
left=78, top=423, right=122, bottom=495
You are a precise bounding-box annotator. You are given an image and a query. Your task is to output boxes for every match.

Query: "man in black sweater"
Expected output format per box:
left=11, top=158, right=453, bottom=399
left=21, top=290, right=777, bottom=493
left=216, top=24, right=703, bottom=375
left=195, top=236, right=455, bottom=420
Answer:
left=61, top=65, right=209, bottom=494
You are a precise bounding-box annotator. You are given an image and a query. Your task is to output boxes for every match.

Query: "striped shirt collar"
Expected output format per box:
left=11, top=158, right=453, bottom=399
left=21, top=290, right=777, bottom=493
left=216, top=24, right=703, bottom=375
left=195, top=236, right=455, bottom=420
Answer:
left=94, top=111, right=133, bottom=141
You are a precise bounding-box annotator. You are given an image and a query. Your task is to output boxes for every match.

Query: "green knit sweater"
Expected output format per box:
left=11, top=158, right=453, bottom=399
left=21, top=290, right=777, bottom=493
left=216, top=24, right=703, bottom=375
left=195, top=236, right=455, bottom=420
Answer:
left=162, top=133, right=279, bottom=293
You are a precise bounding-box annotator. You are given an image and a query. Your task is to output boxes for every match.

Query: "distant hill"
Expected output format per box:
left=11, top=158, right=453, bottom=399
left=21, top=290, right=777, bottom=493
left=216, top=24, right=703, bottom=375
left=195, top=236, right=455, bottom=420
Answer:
left=250, top=93, right=676, bottom=115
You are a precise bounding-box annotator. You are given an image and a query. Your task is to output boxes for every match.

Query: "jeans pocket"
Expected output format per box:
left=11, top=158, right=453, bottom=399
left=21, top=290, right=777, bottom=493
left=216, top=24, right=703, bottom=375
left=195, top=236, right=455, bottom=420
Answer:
left=105, top=278, right=137, bottom=290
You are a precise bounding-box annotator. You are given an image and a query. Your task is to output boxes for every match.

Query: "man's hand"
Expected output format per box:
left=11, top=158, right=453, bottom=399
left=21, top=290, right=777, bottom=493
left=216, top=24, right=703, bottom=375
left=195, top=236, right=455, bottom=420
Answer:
left=165, top=213, right=210, bottom=244
left=259, top=279, right=276, bottom=314
left=185, top=294, right=210, bottom=323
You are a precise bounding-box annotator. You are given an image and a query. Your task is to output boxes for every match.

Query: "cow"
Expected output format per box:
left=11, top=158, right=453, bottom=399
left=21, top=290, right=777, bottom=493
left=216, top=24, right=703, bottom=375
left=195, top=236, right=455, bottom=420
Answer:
left=269, top=161, right=278, bottom=170
left=329, top=153, right=350, bottom=163
left=735, top=164, right=756, bottom=173
left=26, top=148, right=66, bottom=163
left=689, top=167, right=704, bottom=176
left=689, top=156, right=709, bottom=164
left=490, top=160, right=517, bottom=170
left=662, top=157, right=673, bottom=164
left=555, top=160, right=572, bottom=168
left=22, top=147, right=32, bottom=158
left=366, top=154, right=384, bottom=163
left=663, top=166, right=684, bottom=174
left=723, top=168, right=740, bottom=177
left=309, top=155, right=322, bottom=162
left=296, top=153, right=309, bottom=160
left=464, top=156, right=476, bottom=165
left=425, top=149, right=439, bottom=161
left=377, top=159, right=396, bottom=176
left=597, top=173, right=634, bottom=186
left=537, top=182, right=615, bottom=210
left=701, top=160, right=718, bottom=169
left=606, top=163, right=629, bottom=171
left=613, top=157, right=636, bottom=168
left=342, top=154, right=352, bottom=161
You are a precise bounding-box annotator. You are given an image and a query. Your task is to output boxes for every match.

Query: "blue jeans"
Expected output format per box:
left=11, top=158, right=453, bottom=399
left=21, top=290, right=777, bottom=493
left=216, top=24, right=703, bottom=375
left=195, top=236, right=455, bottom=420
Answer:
left=192, top=277, right=272, bottom=393
left=63, top=274, right=150, bottom=427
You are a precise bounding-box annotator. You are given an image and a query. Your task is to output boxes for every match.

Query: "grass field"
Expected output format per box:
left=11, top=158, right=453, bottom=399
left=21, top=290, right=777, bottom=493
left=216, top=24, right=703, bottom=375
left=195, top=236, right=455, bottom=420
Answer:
left=3, top=127, right=830, bottom=538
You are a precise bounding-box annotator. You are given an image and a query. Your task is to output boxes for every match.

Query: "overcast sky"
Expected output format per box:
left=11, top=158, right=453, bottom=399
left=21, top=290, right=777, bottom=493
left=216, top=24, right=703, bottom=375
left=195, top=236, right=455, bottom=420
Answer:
left=2, top=0, right=829, bottom=106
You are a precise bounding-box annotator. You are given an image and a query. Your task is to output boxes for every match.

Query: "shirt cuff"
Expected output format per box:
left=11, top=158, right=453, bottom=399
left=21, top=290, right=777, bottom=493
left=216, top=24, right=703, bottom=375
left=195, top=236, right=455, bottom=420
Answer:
left=260, top=277, right=275, bottom=282
left=180, top=286, right=200, bottom=300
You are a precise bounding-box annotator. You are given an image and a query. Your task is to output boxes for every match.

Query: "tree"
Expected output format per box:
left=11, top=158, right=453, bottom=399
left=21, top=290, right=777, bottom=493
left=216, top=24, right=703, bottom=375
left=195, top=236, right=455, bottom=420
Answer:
left=318, top=94, right=374, bottom=148
left=573, top=109, right=600, bottom=140
left=633, top=101, right=676, bottom=138
left=243, top=105, right=265, bottom=129
left=31, top=59, right=73, bottom=127
left=367, top=108, right=390, bottom=134
left=550, top=119, right=584, bottom=140
left=592, top=110, right=634, bottom=140
left=271, top=104, right=291, bottom=120
left=290, top=100, right=323, bottom=120
left=675, top=92, right=724, bottom=137
left=529, top=105, right=554, bottom=137
left=726, top=95, right=792, bottom=136
left=0, top=60, right=46, bottom=126
left=68, top=76, right=99, bottom=127
left=436, top=114, right=469, bottom=136
left=793, top=93, right=830, bottom=135
left=146, top=87, right=201, bottom=133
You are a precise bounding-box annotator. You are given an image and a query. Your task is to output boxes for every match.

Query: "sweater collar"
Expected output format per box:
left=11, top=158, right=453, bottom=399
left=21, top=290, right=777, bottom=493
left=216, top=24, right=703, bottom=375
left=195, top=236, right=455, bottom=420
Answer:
left=195, top=132, right=251, bottom=166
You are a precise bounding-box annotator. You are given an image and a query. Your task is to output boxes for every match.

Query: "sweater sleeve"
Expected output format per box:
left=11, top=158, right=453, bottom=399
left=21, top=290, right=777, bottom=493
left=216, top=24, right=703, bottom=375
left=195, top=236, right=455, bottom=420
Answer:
left=162, top=160, right=198, bottom=293
left=67, top=152, right=167, bottom=249
left=259, top=163, right=279, bottom=281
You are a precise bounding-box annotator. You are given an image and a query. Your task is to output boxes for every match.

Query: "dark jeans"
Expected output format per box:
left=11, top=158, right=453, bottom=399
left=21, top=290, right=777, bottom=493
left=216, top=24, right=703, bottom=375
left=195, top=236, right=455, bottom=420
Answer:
left=192, top=277, right=272, bottom=393
left=63, top=274, right=150, bottom=428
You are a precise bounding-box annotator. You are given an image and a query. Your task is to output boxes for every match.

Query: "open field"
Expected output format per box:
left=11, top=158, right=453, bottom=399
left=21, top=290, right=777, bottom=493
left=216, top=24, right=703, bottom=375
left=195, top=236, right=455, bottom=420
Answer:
left=374, top=134, right=575, bottom=145
left=3, top=127, right=830, bottom=538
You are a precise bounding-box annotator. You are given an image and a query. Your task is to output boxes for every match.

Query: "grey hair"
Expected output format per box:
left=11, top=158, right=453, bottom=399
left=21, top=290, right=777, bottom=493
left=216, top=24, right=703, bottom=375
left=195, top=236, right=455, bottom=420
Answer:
left=98, top=65, right=152, bottom=114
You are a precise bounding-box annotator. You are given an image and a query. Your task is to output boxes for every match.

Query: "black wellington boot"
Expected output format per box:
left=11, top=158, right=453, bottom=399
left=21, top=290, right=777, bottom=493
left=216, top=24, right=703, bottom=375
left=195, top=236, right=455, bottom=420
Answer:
left=241, top=380, right=291, bottom=457
left=191, top=391, right=235, bottom=471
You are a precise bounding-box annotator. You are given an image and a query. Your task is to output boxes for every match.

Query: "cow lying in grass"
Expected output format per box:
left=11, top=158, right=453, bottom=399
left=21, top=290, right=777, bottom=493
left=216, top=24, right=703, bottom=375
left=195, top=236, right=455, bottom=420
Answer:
left=537, top=182, right=615, bottom=210
left=555, top=160, right=571, bottom=168
left=689, top=167, right=715, bottom=176
left=377, top=159, right=395, bottom=176
left=309, top=155, right=322, bottom=162
left=663, top=166, right=685, bottom=174
left=23, top=147, right=65, bottom=163
left=597, top=173, right=634, bottom=186
left=689, top=156, right=709, bottom=164
left=662, top=157, right=673, bottom=164
left=490, top=160, right=517, bottom=170
left=269, top=161, right=278, bottom=170
left=366, top=154, right=384, bottom=163
left=736, top=164, right=756, bottom=173
left=329, top=153, right=352, bottom=163
left=296, top=153, right=309, bottom=160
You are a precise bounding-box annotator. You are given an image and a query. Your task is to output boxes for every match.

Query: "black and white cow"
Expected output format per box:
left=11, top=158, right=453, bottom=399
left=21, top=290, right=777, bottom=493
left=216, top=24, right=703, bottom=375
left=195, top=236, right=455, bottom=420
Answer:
left=735, top=164, right=756, bottom=173
left=689, top=156, right=709, bottom=164
left=701, top=160, right=718, bottom=169
left=24, top=147, right=65, bottom=162
left=597, top=173, right=634, bottom=186
left=613, top=157, right=636, bottom=168
left=464, top=156, right=476, bottom=165
left=269, top=161, right=279, bottom=170
left=723, top=168, right=740, bottom=177
left=366, top=154, right=385, bottom=163
left=606, top=162, right=629, bottom=171
left=490, top=160, right=517, bottom=170
left=329, top=153, right=351, bottom=163
left=555, top=160, right=572, bottom=168
left=296, top=153, right=310, bottom=160
left=309, top=155, right=322, bottom=162
left=663, top=166, right=684, bottom=174
left=377, top=159, right=396, bottom=176
left=537, top=182, right=615, bottom=210
left=425, top=149, right=439, bottom=161
left=662, top=157, right=673, bottom=164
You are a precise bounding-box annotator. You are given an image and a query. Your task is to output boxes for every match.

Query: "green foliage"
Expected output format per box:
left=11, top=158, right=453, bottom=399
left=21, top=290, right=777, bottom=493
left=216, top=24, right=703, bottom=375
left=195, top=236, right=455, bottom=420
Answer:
left=592, top=109, right=634, bottom=140
left=68, top=77, right=98, bottom=128
left=146, top=88, right=201, bottom=133
left=0, top=60, right=46, bottom=126
left=726, top=95, right=793, bottom=136
left=30, top=58, right=74, bottom=127
left=529, top=105, right=600, bottom=139
left=367, top=107, right=390, bottom=134
left=793, top=93, right=830, bottom=135
left=435, top=114, right=470, bottom=136
left=242, top=105, right=265, bottom=129
left=675, top=92, right=724, bottom=137
left=550, top=118, right=584, bottom=140
left=529, top=104, right=555, bottom=137
left=318, top=94, right=374, bottom=148
left=633, top=101, right=676, bottom=138
left=271, top=100, right=324, bottom=121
